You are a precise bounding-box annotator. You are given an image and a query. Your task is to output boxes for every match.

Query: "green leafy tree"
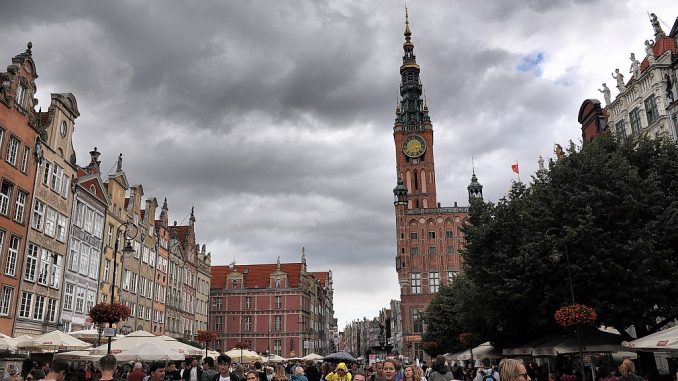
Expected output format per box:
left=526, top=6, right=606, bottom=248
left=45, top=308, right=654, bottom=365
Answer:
left=425, top=135, right=678, bottom=371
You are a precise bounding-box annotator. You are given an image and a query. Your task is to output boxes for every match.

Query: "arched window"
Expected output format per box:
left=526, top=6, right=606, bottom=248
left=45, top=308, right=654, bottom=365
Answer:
left=413, top=171, right=419, bottom=190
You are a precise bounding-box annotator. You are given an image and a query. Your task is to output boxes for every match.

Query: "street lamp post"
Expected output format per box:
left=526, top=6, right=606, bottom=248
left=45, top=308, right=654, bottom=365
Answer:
left=546, top=228, right=585, bottom=381
left=108, top=222, right=137, bottom=354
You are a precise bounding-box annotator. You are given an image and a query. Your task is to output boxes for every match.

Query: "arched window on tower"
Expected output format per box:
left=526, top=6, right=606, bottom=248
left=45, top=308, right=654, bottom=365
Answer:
left=413, top=171, right=419, bottom=190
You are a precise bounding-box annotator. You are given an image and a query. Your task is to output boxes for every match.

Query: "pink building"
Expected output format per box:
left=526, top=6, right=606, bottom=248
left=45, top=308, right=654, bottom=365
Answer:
left=210, top=255, right=334, bottom=357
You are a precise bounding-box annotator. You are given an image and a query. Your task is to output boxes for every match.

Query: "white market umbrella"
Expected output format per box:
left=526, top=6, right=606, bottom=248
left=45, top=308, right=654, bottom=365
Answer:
left=224, top=348, right=262, bottom=363
left=68, top=329, right=124, bottom=344
left=0, top=336, right=18, bottom=351
left=623, top=325, right=678, bottom=350
left=448, top=342, right=501, bottom=361
left=55, top=350, right=101, bottom=361
left=17, top=330, right=90, bottom=351
left=114, top=342, right=185, bottom=362
left=266, top=354, right=287, bottom=363
left=90, top=330, right=156, bottom=354
left=157, top=335, right=204, bottom=356
left=301, top=353, right=323, bottom=361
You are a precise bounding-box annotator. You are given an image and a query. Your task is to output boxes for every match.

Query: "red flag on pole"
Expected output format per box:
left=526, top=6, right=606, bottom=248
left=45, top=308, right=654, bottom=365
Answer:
left=511, top=161, right=519, bottom=174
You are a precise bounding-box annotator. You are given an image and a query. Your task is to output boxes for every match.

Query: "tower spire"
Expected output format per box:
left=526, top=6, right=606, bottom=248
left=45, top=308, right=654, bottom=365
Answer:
left=397, top=7, right=429, bottom=128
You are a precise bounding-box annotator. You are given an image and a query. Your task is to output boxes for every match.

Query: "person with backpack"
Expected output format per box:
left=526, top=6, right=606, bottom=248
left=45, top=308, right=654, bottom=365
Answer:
left=474, top=360, right=499, bottom=381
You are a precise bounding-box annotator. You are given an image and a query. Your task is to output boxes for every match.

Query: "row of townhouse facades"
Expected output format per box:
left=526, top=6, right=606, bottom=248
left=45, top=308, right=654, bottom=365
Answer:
left=0, top=43, right=211, bottom=338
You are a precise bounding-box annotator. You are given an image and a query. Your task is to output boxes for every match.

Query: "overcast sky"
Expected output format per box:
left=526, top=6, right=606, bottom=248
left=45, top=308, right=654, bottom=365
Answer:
left=3, top=1, right=677, bottom=329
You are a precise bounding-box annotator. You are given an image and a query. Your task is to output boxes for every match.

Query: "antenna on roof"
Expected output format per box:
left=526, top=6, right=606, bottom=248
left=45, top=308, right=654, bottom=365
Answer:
left=230, top=251, right=236, bottom=267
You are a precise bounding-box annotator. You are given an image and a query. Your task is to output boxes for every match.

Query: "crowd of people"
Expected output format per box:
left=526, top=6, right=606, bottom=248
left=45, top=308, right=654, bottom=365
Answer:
left=0, top=354, right=658, bottom=381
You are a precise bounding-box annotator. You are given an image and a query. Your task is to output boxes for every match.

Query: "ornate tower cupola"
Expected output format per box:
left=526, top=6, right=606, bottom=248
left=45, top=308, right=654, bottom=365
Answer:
left=397, top=7, right=430, bottom=127
left=393, top=177, right=408, bottom=205
left=467, top=170, right=483, bottom=201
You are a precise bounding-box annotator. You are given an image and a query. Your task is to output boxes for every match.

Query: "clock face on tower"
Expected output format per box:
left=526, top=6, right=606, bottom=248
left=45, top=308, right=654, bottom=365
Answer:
left=402, top=134, right=426, bottom=158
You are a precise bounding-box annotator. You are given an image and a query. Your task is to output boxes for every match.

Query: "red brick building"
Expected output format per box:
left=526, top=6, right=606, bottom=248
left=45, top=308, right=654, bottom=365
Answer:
left=210, top=255, right=334, bottom=357
left=0, top=43, right=40, bottom=335
left=392, top=14, right=480, bottom=362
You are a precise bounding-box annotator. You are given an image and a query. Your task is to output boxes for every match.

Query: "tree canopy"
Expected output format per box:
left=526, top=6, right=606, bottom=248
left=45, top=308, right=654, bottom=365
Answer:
left=423, top=135, right=678, bottom=353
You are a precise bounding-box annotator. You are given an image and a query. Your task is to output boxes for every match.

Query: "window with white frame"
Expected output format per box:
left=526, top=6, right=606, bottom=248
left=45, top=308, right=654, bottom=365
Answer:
left=0, top=182, right=13, bottom=216
left=84, top=207, right=94, bottom=233
left=31, top=200, right=45, bottom=230
left=273, top=315, right=282, bottom=331
left=86, top=290, right=95, bottom=312
left=56, top=213, right=68, bottom=242
left=245, top=296, right=252, bottom=309
left=37, top=249, right=50, bottom=285
left=244, top=315, right=252, bottom=331
left=429, top=271, right=440, bottom=293
left=20, top=146, right=29, bottom=173
left=88, top=248, right=99, bottom=279
left=275, top=296, right=282, bottom=309
left=79, top=242, right=89, bottom=276
left=19, top=292, right=32, bottom=318
left=5, top=236, right=19, bottom=276
left=50, top=164, right=63, bottom=194
left=103, top=260, right=110, bottom=283
left=63, top=283, right=74, bottom=310
left=447, top=270, right=459, bottom=283
left=93, top=213, right=103, bottom=238
left=74, top=286, right=85, bottom=313
left=0, top=286, right=12, bottom=316
left=44, top=207, right=56, bottom=237
left=33, top=295, right=45, bottom=320
left=46, top=298, right=57, bottom=322
left=0, top=128, right=4, bottom=159
left=24, top=243, right=38, bottom=282
left=60, top=174, right=69, bottom=199
left=42, top=161, right=51, bottom=186
left=68, top=238, right=79, bottom=272
left=15, top=84, right=27, bottom=109
left=50, top=255, right=61, bottom=289
left=7, top=136, right=19, bottom=165
left=410, top=273, right=422, bottom=294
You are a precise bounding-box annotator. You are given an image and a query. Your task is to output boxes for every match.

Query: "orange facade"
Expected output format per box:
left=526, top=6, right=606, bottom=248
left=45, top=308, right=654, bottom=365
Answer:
left=0, top=44, right=40, bottom=335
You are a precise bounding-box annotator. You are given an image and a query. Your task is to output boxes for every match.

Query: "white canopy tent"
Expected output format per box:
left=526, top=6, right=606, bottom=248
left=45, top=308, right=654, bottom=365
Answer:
left=55, top=350, right=102, bottom=361
left=114, top=342, right=185, bottom=362
left=17, top=330, right=90, bottom=351
left=623, top=325, right=678, bottom=350
left=447, top=342, right=501, bottom=361
left=266, top=354, right=287, bottom=363
left=224, top=348, right=262, bottom=363
left=301, top=353, right=323, bottom=361
left=157, top=335, right=204, bottom=356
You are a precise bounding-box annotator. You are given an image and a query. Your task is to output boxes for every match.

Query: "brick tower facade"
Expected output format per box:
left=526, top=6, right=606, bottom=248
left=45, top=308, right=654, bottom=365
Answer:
left=392, top=11, right=480, bottom=363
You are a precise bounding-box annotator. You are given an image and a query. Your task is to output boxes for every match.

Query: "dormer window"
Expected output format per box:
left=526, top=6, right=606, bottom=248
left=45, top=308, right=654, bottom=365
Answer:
left=60, top=121, right=67, bottom=137
left=15, top=84, right=28, bottom=109
left=275, top=279, right=281, bottom=288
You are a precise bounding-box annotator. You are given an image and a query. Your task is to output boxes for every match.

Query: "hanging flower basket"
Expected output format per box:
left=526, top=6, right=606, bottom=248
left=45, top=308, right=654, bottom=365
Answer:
left=88, top=302, right=131, bottom=325
left=197, top=330, right=218, bottom=343
left=554, top=304, right=597, bottom=328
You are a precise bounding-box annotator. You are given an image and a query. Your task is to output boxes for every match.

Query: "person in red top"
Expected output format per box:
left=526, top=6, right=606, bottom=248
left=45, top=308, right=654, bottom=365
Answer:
left=128, top=363, right=146, bottom=381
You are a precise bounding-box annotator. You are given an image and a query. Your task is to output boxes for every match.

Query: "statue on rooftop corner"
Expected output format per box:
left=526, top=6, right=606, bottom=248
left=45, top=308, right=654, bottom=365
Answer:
left=598, top=83, right=611, bottom=105
left=629, top=53, right=641, bottom=79
left=645, top=40, right=656, bottom=65
left=650, top=13, right=665, bottom=38
left=612, top=69, right=626, bottom=92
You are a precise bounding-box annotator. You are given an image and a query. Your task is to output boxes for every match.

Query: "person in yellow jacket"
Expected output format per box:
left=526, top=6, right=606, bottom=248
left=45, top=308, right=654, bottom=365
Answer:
left=325, top=363, right=352, bottom=381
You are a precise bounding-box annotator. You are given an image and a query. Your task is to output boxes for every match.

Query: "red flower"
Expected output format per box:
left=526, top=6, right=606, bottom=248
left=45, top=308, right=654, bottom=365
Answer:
left=89, top=302, right=131, bottom=324
left=197, top=330, right=218, bottom=343
left=554, top=304, right=597, bottom=328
